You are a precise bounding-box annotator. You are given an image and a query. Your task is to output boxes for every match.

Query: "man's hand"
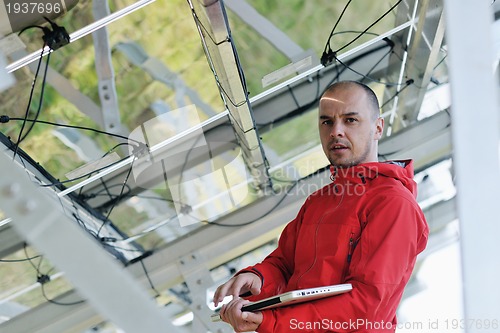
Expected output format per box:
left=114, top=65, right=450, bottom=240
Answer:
left=213, top=272, right=262, bottom=307
left=220, top=298, right=263, bottom=332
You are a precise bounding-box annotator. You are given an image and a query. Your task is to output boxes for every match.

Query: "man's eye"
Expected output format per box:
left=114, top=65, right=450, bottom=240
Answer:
left=346, top=118, right=357, bottom=123
left=322, top=120, right=332, bottom=125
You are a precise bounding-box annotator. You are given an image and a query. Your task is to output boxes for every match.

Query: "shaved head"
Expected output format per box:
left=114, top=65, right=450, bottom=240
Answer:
left=318, top=80, right=384, bottom=167
left=322, top=81, right=380, bottom=121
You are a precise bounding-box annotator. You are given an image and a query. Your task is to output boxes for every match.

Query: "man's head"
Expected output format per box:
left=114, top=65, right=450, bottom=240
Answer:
left=318, top=81, right=384, bottom=168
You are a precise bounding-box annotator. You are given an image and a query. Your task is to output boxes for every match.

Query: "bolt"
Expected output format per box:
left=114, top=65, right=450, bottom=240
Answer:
left=18, top=200, right=37, bottom=214
left=2, top=183, right=20, bottom=197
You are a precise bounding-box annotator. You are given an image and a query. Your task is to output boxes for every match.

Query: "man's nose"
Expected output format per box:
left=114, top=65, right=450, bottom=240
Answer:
left=330, top=122, right=345, bottom=137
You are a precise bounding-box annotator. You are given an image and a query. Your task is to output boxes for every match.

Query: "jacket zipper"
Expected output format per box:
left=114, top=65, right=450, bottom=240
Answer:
left=341, top=232, right=355, bottom=281
left=347, top=233, right=354, bottom=263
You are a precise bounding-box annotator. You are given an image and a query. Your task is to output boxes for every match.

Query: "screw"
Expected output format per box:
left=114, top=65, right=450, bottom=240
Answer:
left=2, top=183, right=20, bottom=197
left=19, top=200, right=37, bottom=214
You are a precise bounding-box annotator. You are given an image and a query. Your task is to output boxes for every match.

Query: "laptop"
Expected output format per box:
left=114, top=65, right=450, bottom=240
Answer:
left=211, top=283, right=352, bottom=322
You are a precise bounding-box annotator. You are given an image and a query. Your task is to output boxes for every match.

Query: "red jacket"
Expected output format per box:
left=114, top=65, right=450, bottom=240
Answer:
left=240, top=160, right=429, bottom=332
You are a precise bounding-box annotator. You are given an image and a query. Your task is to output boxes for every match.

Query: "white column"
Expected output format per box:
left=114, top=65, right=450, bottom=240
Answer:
left=443, top=1, right=500, bottom=332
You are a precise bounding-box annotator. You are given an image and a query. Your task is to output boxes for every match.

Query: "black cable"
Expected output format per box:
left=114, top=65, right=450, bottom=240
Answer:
left=433, top=54, right=448, bottom=71
left=12, top=45, right=46, bottom=161
left=96, top=158, right=135, bottom=238
left=333, top=54, right=403, bottom=86
left=190, top=8, right=248, bottom=109
left=18, top=51, right=51, bottom=143
left=18, top=25, right=48, bottom=35
left=76, top=143, right=133, bottom=197
left=203, top=182, right=299, bottom=227
left=257, top=37, right=393, bottom=129
left=39, top=155, right=131, bottom=187
left=204, top=165, right=331, bottom=227
left=379, top=79, right=414, bottom=109
left=334, top=0, right=403, bottom=54
left=23, top=243, right=43, bottom=273
left=331, top=30, right=379, bottom=38
left=360, top=46, right=394, bottom=84
left=23, top=244, right=83, bottom=306
left=140, top=259, right=161, bottom=298
left=0, top=255, right=42, bottom=262
left=2, top=117, right=143, bottom=145
left=321, top=0, right=352, bottom=61
left=40, top=283, right=85, bottom=306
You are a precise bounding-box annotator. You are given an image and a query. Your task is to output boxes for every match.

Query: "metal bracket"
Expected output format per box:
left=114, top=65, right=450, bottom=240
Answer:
left=176, top=252, right=232, bottom=333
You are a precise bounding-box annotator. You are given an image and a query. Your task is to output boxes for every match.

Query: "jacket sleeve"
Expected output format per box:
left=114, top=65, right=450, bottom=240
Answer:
left=237, top=203, right=307, bottom=301
left=256, top=194, right=429, bottom=333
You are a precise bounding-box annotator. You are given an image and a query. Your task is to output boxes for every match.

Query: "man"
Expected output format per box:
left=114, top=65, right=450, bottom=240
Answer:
left=213, top=81, right=429, bottom=332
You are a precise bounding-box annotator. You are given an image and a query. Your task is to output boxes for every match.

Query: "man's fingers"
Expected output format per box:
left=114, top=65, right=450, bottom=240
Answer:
left=242, top=310, right=261, bottom=323
left=250, top=285, right=261, bottom=296
left=229, top=278, right=247, bottom=298
left=213, top=279, right=234, bottom=306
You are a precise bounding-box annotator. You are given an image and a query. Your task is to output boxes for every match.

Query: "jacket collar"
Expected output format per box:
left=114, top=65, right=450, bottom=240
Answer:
left=329, top=164, right=377, bottom=184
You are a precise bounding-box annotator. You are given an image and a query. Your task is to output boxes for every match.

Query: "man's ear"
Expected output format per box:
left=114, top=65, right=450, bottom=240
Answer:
left=374, top=117, right=384, bottom=140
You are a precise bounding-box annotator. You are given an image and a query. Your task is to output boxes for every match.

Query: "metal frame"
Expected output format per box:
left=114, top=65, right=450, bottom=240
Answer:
left=1, top=0, right=496, bottom=332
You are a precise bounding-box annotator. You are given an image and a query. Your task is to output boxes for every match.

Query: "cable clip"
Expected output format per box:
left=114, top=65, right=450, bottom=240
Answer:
left=42, top=17, right=70, bottom=50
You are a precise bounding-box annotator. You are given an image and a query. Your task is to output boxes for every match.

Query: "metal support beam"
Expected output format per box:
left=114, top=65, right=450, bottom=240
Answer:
left=7, top=49, right=105, bottom=127
left=224, top=0, right=304, bottom=60
left=0, top=152, right=178, bottom=333
left=114, top=41, right=217, bottom=117
left=177, top=252, right=232, bottom=332
left=92, top=0, right=124, bottom=133
left=0, top=224, right=23, bottom=259
left=189, top=0, right=272, bottom=193
left=389, top=0, right=446, bottom=132
left=444, top=0, right=500, bottom=331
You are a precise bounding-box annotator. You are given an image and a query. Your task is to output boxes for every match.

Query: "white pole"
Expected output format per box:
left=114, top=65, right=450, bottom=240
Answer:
left=443, top=1, right=500, bottom=332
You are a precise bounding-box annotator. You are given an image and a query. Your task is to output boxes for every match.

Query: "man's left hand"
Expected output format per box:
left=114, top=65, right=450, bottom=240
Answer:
left=220, top=298, right=263, bottom=332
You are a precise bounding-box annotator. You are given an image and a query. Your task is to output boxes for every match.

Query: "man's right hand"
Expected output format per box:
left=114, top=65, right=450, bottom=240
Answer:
left=213, top=272, right=262, bottom=307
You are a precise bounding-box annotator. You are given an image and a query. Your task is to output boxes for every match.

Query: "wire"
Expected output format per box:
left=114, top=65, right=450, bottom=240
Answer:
left=140, top=259, right=161, bottom=298
left=323, top=0, right=353, bottom=54
left=18, top=51, right=51, bottom=144
left=22, top=244, right=83, bottom=305
left=3, top=117, right=142, bottom=145
left=0, top=255, right=42, bottom=262
left=360, top=46, right=394, bottom=84
left=334, top=0, right=403, bottom=54
left=333, top=55, right=403, bottom=86
left=39, top=155, right=132, bottom=187
left=23, top=243, right=44, bottom=273
left=40, top=284, right=85, bottom=306
left=379, top=79, right=414, bottom=109
left=96, top=158, right=136, bottom=238
left=203, top=165, right=331, bottom=227
left=257, top=39, right=393, bottom=129
left=331, top=30, right=379, bottom=38
left=12, top=45, right=46, bottom=161
left=190, top=8, right=249, bottom=109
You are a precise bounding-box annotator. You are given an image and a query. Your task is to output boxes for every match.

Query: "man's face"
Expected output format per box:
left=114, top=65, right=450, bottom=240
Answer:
left=318, top=86, right=383, bottom=168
